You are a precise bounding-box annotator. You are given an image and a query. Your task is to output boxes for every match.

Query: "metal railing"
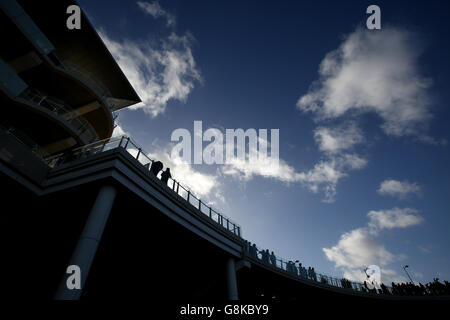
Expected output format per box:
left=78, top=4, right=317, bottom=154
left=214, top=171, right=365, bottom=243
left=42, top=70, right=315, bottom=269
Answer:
left=245, top=243, right=393, bottom=295
left=19, top=88, right=99, bottom=144
left=44, top=136, right=242, bottom=238
left=43, top=135, right=397, bottom=296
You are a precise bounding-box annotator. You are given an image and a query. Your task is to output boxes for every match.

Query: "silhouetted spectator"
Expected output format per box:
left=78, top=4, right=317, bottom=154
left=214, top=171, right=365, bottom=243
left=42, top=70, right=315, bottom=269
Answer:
left=270, top=251, right=276, bottom=266
left=290, top=262, right=298, bottom=276
left=389, top=278, right=450, bottom=296
left=265, top=249, right=270, bottom=264
left=311, top=267, right=317, bottom=281
left=261, top=249, right=270, bottom=264
left=299, top=263, right=307, bottom=278
left=161, top=168, right=171, bottom=184
left=250, top=244, right=258, bottom=257
left=380, top=283, right=390, bottom=295
left=244, top=240, right=250, bottom=253
left=150, top=160, right=163, bottom=176
left=286, top=261, right=293, bottom=273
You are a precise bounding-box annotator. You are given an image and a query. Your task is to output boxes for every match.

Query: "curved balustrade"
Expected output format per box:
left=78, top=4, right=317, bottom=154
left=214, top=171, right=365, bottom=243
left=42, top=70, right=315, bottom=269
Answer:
left=19, top=88, right=99, bottom=144
left=44, top=135, right=397, bottom=296
left=45, top=136, right=241, bottom=237
left=246, top=243, right=393, bottom=295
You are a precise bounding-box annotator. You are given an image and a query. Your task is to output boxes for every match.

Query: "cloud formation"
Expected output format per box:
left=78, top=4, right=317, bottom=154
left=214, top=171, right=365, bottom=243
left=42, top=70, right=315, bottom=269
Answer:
left=295, top=153, right=367, bottom=203
left=323, top=206, right=424, bottom=284
left=377, top=179, right=422, bottom=199
left=137, top=1, right=176, bottom=27
left=314, top=122, right=364, bottom=154
left=222, top=156, right=300, bottom=183
left=221, top=136, right=299, bottom=183
left=323, top=228, right=394, bottom=270
left=99, top=11, right=201, bottom=118
left=219, top=135, right=366, bottom=202
left=368, top=207, right=423, bottom=232
left=297, top=27, right=433, bottom=140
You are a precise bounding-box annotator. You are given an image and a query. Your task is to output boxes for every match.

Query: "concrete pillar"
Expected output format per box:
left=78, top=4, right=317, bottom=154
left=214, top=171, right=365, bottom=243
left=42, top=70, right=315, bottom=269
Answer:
left=226, top=258, right=239, bottom=300
left=55, top=185, right=117, bottom=300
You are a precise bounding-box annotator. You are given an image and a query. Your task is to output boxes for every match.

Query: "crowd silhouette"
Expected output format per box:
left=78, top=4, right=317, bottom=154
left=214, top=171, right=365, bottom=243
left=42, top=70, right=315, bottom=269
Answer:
left=243, top=240, right=450, bottom=297
left=244, top=241, right=319, bottom=282
left=144, top=153, right=450, bottom=299
left=390, top=279, right=450, bottom=296
left=113, top=145, right=450, bottom=299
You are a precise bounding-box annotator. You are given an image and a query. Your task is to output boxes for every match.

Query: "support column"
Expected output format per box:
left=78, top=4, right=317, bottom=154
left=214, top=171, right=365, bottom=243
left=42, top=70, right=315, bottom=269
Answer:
left=55, top=185, right=117, bottom=300
left=226, top=258, right=238, bottom=300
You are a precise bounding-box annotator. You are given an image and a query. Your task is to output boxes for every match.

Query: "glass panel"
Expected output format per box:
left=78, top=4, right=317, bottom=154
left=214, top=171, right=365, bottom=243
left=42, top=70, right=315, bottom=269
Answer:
left=199, top=202, right=210, bottom=215
left=189, top=195, right=199, bottom=208
left=178, top=187, right=188, bottom=201
left=137, top=152, right=149, bottom=166
left=103, top=139, right=120, bottom=151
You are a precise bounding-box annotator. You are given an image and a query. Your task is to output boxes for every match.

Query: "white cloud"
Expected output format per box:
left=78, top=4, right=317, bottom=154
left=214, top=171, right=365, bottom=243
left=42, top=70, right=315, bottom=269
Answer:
left=339, top=153, right=367, bottom=170
left=314, top=123, right=364, bottom=154
left=221, top=135, right=298, bottom=182
left=323, top=228, right=394, bottom=270
left=137, top=1, right=176, bottom=27
left=293, top=26, right=440, bottom=203
left=368, top=207, right=423, bottom=233
left=99, top=30, right=201, bottom=117
left=295, top=159, right=344, bottom=202
left=323, top=227, right=408, bottom=284
left=377, top=179, right=422, bottom=199
left=323, top=206, right=424, bottom=284
left=222, top=156, right=299, bottom=183
left=219, top=134, right=366, bottom=202
left=295, top=153, right=367, bottom=203
left=297, top=27, right=434, bottom=140
left=223, top=154, right=366, bottom=203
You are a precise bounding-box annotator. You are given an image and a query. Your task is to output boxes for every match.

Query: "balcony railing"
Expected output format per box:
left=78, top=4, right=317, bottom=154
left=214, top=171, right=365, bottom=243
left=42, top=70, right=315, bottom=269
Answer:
left=44, top=136, right=242, bottom=238
left=19, top=88, right=99, bottom=144
left=43, top=135, right=398, bottom=297
left=246, top=243, right=393, bottom=295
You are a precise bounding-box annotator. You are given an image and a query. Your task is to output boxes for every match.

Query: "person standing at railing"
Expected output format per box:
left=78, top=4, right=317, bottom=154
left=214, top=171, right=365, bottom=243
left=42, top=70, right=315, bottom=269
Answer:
left=311, top=267, right=317, bottom=281
left=270, top=251, right=276, bottom=266
left=287, top=261, right=295, bottom=274
left=261, top=249, right=270, bottom=264
left=292, top=263, right=299, bottom=276
left=150, top=160, right=163, bottom=176
left=244, top=240, right=250, bottom=253
left=250, top=244, right=258, bottom=257
left=161, top=168, right=172, bottom=184
left=299, top=263, right=307, bottom=278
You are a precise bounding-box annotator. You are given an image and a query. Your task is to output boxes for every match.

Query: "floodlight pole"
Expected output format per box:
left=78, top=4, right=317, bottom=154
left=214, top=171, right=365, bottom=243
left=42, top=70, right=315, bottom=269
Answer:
left=403, top=265, right=414, bottom=283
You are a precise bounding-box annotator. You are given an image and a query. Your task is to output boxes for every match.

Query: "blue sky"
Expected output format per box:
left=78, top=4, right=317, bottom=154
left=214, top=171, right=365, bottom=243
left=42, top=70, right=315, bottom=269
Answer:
left=78, top=0, right=450, bottom=284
